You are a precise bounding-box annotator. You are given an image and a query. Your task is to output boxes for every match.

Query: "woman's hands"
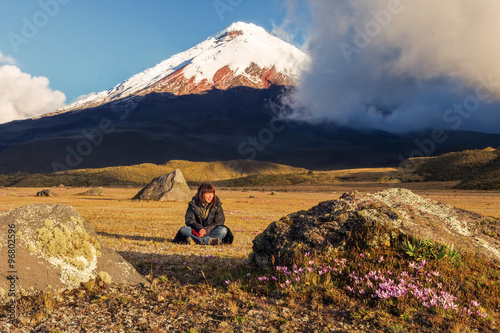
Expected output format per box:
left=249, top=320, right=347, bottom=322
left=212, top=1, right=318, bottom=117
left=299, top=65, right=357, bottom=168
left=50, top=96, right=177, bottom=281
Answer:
left=199, top=228, right=207, bottom=237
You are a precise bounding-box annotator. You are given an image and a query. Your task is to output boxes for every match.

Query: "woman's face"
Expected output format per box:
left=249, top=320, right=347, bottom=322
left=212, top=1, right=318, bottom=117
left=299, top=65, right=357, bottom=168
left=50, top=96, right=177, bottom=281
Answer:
left=204, top=192, right=214, bottom=203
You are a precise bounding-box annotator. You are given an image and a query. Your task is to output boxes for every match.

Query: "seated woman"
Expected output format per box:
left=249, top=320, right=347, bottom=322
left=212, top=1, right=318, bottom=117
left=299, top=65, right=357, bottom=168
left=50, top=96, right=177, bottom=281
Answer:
left=173, top=183, right=233, bottom=245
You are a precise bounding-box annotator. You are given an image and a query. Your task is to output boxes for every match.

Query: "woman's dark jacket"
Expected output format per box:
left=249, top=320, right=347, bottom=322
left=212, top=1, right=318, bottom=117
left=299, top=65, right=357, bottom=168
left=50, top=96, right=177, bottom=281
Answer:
left=173, top=196, right=233, bottom=244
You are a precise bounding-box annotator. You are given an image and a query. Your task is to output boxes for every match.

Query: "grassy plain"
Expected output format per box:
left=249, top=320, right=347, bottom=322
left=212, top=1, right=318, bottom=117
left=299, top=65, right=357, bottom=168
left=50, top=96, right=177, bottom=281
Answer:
left=2, top=181, right=499, bottom=251
left=1, top=175, right=500, bottom=331
left=1, top=181, right=499, bottom=273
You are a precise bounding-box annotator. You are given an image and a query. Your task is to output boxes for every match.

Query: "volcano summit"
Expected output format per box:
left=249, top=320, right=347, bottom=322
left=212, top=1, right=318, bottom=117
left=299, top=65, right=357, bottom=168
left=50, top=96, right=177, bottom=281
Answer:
left=58, top=22, right=310, bottom=113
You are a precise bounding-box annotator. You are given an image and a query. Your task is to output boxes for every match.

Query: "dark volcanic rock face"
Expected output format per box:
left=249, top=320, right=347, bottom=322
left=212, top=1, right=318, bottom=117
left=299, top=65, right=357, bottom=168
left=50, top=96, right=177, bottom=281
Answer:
left=251, top=188, right=500, bottom=268
left=142, top=63, right=293, bottom=96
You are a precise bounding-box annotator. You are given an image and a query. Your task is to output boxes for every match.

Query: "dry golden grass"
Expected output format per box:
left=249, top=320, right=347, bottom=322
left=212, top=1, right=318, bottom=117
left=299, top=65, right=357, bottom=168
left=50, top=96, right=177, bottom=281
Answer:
left=0, top=186, right=330, bottom=260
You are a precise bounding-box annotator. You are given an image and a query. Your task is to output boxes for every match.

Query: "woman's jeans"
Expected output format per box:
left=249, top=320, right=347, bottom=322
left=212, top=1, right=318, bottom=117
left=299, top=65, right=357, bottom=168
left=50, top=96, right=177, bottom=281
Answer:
left=179, top=226, right=228, bottom=245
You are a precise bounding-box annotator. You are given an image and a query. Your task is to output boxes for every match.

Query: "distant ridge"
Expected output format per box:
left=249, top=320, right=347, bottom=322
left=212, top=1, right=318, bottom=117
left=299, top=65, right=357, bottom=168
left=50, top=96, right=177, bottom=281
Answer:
left=0, top=160, right=308, bottom=187
left=398, top=147, right=500, bottom=189
left=408, top=148, right=498, bottom=181
left=456, top=151, right=500, bottom=190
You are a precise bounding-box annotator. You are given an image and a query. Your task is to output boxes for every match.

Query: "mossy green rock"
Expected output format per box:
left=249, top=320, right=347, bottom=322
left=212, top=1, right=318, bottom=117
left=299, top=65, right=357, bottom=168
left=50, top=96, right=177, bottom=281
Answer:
left=0, top=204, right=148, bottom=300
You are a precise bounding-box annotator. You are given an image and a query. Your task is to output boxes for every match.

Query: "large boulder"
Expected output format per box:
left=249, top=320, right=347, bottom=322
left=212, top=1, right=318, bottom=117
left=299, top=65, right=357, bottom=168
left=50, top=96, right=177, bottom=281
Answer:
left=251, top=188, right=500, bottom=268
left=132, top=169, right=191, bottom=202
left=0, top=204, right=148, bottom=300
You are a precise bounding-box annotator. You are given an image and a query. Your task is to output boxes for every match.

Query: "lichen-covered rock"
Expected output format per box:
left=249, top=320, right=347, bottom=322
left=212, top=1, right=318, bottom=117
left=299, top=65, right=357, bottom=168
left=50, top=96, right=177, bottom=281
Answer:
left=0, top=204, right=148, bottom=300
left=251, top=188, right=500, bottom=268
left=132, top=169, right=191, bottom=202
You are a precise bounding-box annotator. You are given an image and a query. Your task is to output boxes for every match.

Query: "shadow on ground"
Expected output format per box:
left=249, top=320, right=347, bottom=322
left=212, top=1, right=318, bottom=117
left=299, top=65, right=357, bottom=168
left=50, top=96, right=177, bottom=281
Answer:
left=118, top=250, right=250, bottom=285
left=97, top=231, right=170, bottom=243
left=74, top=197, right=117, bottom=201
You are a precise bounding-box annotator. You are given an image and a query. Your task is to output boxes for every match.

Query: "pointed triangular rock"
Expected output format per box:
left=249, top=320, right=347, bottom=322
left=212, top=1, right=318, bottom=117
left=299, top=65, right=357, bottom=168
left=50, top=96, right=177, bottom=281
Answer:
left=132, top=169, right=191, bottom=202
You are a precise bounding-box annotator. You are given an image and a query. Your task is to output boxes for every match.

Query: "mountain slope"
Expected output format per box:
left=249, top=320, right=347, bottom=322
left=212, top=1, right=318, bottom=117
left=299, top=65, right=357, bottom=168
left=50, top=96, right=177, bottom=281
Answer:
left=2, top=86, right=500, bottom=174
left=57, top=22, right=310, bottom=113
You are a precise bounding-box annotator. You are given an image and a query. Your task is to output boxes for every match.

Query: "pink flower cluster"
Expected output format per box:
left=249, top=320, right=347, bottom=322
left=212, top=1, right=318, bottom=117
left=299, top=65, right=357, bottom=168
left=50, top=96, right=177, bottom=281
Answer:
left=258, top=258, right=347, bottom=289
left=460, top=300, right=487, bottom=319
left=347, top=260, right=486, bottom=319
left=249, top=253, right=488, bottom=320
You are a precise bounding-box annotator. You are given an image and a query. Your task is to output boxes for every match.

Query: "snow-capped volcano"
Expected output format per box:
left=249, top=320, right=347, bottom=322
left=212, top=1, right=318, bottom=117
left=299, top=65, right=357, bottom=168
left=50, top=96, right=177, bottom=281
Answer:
left=59, top=22, right=310, bottom=112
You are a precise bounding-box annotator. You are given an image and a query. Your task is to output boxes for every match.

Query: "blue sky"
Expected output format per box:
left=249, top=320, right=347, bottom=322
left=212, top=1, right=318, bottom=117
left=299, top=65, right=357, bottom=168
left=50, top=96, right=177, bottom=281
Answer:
left=0, top=0, right=310, bottom=103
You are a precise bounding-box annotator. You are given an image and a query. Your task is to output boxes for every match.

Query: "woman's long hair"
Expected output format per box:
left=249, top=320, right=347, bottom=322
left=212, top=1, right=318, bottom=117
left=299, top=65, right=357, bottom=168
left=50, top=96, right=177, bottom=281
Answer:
left=197, top=183, right=216, bottom=208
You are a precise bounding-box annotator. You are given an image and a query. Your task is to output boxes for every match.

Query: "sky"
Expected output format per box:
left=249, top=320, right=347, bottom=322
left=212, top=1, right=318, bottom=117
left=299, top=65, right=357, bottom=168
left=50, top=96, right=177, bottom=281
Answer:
left=1, top=0, right=500, bottom=134
left=0, top=0, right=310, bottom=122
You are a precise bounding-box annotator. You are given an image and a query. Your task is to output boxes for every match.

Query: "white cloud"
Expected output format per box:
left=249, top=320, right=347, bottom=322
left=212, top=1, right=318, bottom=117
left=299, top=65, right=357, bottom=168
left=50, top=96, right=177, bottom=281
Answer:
left=284, top=0, right=500, bottom=133
left=0, top=51, right=16, bottom=65
left=0, top=64, right=66, bottom=124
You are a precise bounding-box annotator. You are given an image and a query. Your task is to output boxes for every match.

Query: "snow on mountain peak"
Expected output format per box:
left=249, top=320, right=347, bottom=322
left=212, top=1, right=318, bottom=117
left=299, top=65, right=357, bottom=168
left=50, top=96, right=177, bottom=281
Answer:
left=216, top=21, right=266, bottom=37
left=58, top=22, right=310, bottom=113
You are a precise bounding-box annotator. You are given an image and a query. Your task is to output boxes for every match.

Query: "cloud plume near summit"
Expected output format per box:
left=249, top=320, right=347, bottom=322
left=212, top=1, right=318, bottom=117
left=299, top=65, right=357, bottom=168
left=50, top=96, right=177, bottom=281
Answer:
left=284, top=0, right=500, bottom=133
left=0, top=55, right=66, bottom=124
